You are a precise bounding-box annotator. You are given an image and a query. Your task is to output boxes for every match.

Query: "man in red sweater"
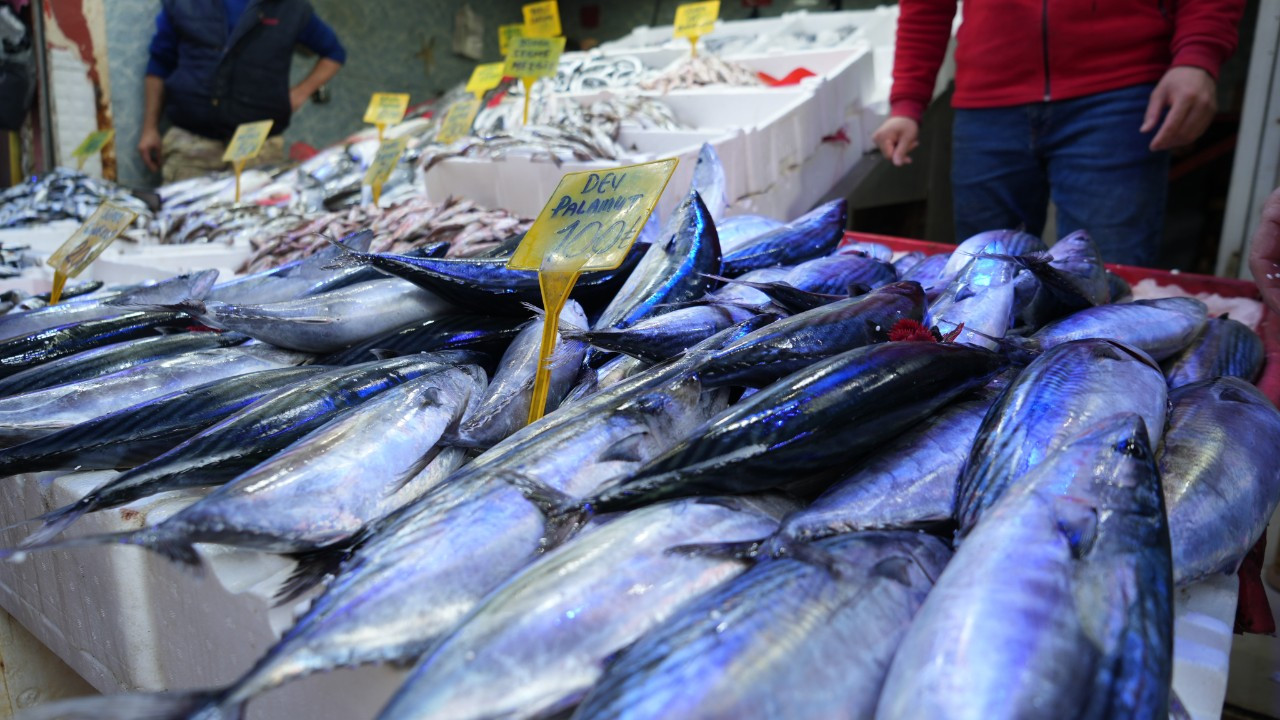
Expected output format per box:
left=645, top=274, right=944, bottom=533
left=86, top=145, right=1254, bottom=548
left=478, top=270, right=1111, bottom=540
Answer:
left=872, top=0, right=1244, bottom=266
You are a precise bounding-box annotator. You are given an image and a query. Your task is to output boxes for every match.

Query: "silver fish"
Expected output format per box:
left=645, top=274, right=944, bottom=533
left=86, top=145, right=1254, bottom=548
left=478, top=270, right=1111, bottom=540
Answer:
left=0, top=344, right=308, bottom=447
left=206, top=230, right=375, bottom=305
left=1162, top=315, right=1265, bottom=388
left=691, top=143, right=729, bottom=223
left=939, top=229, right=1044, bottom=287
left=1024, top=297, right=1208, bottom=361
left=377, top=495, right=794, bottom=720
left=574, top=531, right=951, bottom=720
left=1160, top=377, right=1280, bottom=585
left=955, top=339, right=1167, bottom=534
left=186, top=279, right=452, bottom=353
left=926, top=241, right=1019, bottom=350
left=879, top=414, right=1172, bottom=720
left=454, top=302, right=588, bottom=448
left=716, top=214, right=784, bottom=254
left=836, top=240, right=894, bottom=262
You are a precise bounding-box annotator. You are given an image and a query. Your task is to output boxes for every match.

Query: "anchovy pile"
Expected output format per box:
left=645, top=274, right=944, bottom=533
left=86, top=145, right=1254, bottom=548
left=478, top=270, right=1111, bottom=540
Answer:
left=0, top=168, right=152, bottom=230
left=3, top=144, right=1276, bottom=720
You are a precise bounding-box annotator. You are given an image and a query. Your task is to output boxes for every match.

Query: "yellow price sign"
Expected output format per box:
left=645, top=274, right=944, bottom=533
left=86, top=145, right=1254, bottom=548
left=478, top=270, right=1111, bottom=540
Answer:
left=363, top=136, right=410, bottom=206
left=363, top=93, right=411, bottom=127
left=674, top=1, right=720, bottom=55
left=467, top=62, right=507, bottom=98
left=504, top=35, right=566, bottom=125
left=436, top=96, right=482, bottom=145
left=509, top=158, right=678, bottom=423
left=46, top=202, right=138, bottom=304
left=498, top=23, right=525, bottom=57
left=71, top=129, right=114, bottom=170
left=222, top=120, right=273, bottom=163
left=522, top=1, right=561, bottom=38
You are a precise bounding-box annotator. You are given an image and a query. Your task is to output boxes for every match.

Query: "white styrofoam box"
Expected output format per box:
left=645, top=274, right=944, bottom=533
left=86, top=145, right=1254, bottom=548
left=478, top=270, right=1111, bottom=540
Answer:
left=85, top=244, right=250, bottom=287
left=767, top=7, right=900, bottom=55
left=1172, top=574, right=1238, bottom=720
left=0, top=473, right=408, bottom=720
left=595, top=24, right=679, bottom=52
left=0, top=221, right=83, bottom=256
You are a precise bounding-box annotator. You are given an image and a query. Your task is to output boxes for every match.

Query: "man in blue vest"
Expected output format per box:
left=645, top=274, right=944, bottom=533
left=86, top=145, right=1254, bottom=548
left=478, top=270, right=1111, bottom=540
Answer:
left=138, top=0, right=345, bottom=182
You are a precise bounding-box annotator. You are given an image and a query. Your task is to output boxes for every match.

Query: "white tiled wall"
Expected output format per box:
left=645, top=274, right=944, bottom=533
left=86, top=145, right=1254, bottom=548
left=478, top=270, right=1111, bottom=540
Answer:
left=47, top=46, right=102, bottom=177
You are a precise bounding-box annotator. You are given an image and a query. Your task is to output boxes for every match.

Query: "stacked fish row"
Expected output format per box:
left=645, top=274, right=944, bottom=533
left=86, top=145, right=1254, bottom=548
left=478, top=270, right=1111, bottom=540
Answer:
left=1, top=146, right=1276, bottom=720
left=0, top=168, right=152, bottom=230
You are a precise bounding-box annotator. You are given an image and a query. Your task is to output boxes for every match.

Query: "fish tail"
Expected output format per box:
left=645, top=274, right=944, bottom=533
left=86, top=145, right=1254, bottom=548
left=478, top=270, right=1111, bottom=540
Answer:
left=666, top=537, right=770, bottom=562
left=273, top=540, right=358, bottom=606
left=493, top=470, right=593, bottom=551
left=5, top=525, right=201, bottom=569
left=16, top=500, right=94, bottom=548
left=15, top=688, right=238, bottom=720
left=122, top=299, right=209, bottom=319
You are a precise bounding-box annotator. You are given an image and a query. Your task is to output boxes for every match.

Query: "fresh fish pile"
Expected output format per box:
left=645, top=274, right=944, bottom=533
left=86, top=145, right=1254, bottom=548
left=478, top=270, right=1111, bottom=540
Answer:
left=639, top=53, right=764, bottom=92
left=0, top=168, right=151, bottom=230
left=4, top=157, right=1275, bottom=720
left=554, top=54, right=649, bottom=93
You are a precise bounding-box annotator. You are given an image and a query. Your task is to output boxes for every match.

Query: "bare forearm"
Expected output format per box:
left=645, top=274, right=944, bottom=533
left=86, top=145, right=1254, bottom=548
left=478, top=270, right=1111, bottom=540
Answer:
left=143, top=75, right=165, bottom=132
left=293, top=58, right=341, bottom=97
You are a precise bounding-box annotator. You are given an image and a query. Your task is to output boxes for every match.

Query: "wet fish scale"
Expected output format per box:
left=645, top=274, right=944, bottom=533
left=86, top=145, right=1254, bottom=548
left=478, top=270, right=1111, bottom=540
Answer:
left=0, top=311, right=192, bottom=379
left=1162, top=315, right=1265, bottom=388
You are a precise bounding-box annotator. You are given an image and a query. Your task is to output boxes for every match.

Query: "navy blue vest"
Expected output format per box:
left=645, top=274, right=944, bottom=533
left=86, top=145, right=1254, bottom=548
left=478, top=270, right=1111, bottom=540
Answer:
left=162, top=0, right=312, bottom=140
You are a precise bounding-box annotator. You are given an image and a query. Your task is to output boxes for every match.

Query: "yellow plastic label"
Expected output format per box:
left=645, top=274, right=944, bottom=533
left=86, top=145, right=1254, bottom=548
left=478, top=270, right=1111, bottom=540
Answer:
left=510, top=158, right=679, bottom=273
left=71, top=129, right=114, bottom=169
left=47, top=202, right=137, bottom=279
left=467, top=62, right=507, bottom=98
left=362, top=93, right=411, bottom=127
left=364, top=136, right=409, bottom=192
left=504, top=35, right=565, bottom=79
left=509, top=158, right=678, bottom=424
left=674, top=1, right=720, bottom=39
left=221, top=120, right=273, bottom=163
left=522, top=1, right=561, bottom=38
left=498, top=23, right=525, bottom=57
left=436, top=96, right=483, bottom=145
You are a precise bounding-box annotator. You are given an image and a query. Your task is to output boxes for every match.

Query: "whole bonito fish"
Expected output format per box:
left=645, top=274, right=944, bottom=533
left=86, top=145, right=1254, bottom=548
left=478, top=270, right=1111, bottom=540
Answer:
left=954, top=339, right=1168, bottom=535
left=1007, top=229, right=1109, bottom=320
left=12, top=353, right=473, bottom=553
left=721, top=199, right=847, bottom=276
left=592, top=190, right=722, bottom=330
left=574, top=531, right=952, bottom=720
left=182, top=279, right=452, bottom=353
left=28, top=365, right=486, bottom=562
left=205, top=229, right=375, bottom=306
left=584, top=341, right=1006, bottom=513
left=566, top=304, right=754, bottom=363
left=926, top=243, right=1019, bottom=350
left=696, top=281, right=924, bottom=387
left=321, top=237, right=648, bottom=316
left=0, top=270, right=216, bottom=343
left=0, top=344, right=309, bottom=447
left=1159, top=377, right=1280, bottom=585
left=376, top=495, right=794, bottom=720
left=316, top=314, right=525, bottom=366
left=0, top=331, right=246, bottom=397
left=716, top=214, right=782, bottom=253
left=1018, top=297, right=1208, bottom=361
left=938, top=229, right=1044, bottom=287
left=1162, top=315, right=1264, bottom=388
left=0, top=366, right=325, bottom=477
left=0, top=310, right=191, bottom=379
left=878, top=414, right=1173, bottom=720
left=453, top=302, right=589, bottom=448
left=777, top=395, right=994, bottom=542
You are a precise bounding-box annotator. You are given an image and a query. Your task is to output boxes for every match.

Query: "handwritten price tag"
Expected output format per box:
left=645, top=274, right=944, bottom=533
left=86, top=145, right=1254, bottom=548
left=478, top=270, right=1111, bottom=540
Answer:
left=71, top=129, right=114, bottom=170
left=503, top=35, right=565, bottom=79
left=363, top=93, right=410, bottom=127
left=522, top=1, right=561, bottom=38
left=498, top=23, right=525, bottom=57
left=221, top=120, right=273, bottom=163
left=436, top=96, right=482, bottom=144
left=674, top=1, right=720, bottom=38
left=467, top=62, right=507, bottom=98
left=508, top=158, right=677, bottom=423
left=46, top=202, right=137, bottom=303
left=363, top=136, right=410, bottom=205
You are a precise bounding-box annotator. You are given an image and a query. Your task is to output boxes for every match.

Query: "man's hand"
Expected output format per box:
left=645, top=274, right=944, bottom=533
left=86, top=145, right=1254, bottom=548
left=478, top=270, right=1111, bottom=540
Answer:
left=1249, top=187, right=1280, bottom=315
left=289, top=86, right=310, bottom=112
left=1141, top=66, right=1217, bottom=151
left=872, top=116, right=920, bottom=166
left=138, top=127, right=162, bottom=173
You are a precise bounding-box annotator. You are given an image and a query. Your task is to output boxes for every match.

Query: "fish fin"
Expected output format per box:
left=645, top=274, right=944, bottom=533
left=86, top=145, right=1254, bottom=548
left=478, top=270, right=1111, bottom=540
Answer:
left=870, top=556, right=915, bottom=586
left=17, top=500, right=94, bottom=548
left=597, top=433, right=648, bottom=464
left=5, top=526, right=202, bottom=570
left=438, top=430, right=486, bottom=450
left=1054, top=496, right=1100, bottom=559
left=666, top=538, right=768, bottom=562
left=519, top=301, right=546, bottom=318
left=1217, top=384, right=1260, bottom=405
left=368, top=348, right=403, bottom=360
left=492, top=470, right=591, bottom=552
left=384, top=390, right=447, bottom=495
left=14, top=689, right=231, bottom=720
left=275, top=542, right=357, bottom=605
left=125, top=299, right=209, bottom=318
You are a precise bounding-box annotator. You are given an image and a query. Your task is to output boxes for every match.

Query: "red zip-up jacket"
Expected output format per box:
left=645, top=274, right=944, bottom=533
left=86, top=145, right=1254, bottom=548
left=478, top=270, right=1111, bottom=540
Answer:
left=889, top=0, right=1244, bottom=122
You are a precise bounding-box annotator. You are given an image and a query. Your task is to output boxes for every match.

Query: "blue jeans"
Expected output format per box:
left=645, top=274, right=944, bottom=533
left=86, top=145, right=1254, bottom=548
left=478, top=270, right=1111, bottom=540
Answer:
left=951, top=84, right=1169, bottom=267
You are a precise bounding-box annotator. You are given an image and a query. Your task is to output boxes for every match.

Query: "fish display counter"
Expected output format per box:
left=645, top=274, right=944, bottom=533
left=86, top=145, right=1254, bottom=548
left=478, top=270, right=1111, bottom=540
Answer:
left=0, top=156, right=1273, bottom=720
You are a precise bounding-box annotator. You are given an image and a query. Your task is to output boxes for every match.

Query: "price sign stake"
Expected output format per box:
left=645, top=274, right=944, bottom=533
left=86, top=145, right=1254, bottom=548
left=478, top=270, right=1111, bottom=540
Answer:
left=503, top=35, right=565, bottom=125
left=363, top=93, right=410, bottom=142
left=363, top=136, right=410, bottom=207
left=508, top=157, right=678, bottom=423
left=222, top=120, right=273, bottom=203
left=46, top=202, right=138, bottom=304
left=71, top=129, right=115, bottom=171
left=674, top=1, right=720, bottom=57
